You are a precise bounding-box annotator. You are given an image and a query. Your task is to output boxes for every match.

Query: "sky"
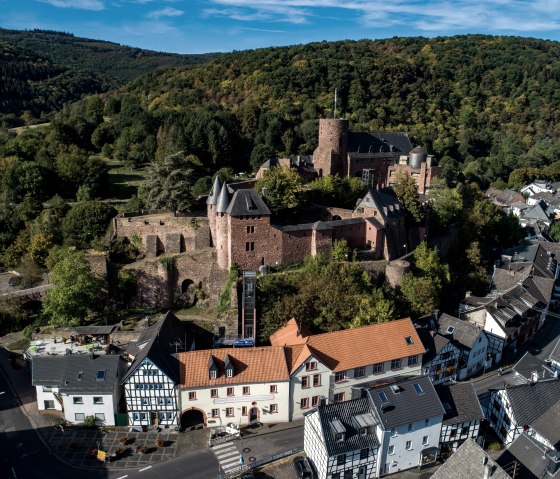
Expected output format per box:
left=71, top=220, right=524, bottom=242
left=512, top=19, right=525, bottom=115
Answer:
left=1, top=0, right=560, bottom=54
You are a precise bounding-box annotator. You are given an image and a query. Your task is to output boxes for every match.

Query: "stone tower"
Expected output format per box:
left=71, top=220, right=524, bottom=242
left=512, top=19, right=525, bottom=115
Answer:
left=312, top=118, right=349, bottom=177
left=215, top=183, right=231, bottom=270
left=206, top=175, right=222, bottom=247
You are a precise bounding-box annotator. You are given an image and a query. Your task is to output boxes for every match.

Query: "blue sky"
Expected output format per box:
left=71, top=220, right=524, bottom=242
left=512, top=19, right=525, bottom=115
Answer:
left=1, top=0, right=560, bottom=54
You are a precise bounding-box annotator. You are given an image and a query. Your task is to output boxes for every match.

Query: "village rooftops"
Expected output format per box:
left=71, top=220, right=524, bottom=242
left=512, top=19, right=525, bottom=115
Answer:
left=436, top=313, right=483, bottom=350
left=277, top=318, right=425, bottom=374
left=364, top=375, right=444, bottom=429
left=435, top=383, right=484, bottom=426
left=25, top=337, right=109, bottom=359
left=316, top=397, right=379, bottom=457
left=32, top=354, right=123, bottom=393
left=431, top=438, right=510, bottom=479
left=269, top=317, right=311, bottom=346
left=510, top=352, right=557, bottom=385
left=177, top=346, right=289, bottom=388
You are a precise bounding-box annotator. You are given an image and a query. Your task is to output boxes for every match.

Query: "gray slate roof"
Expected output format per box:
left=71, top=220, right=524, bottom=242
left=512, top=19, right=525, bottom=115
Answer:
left=531, top=400, right=560, bottom=448
left=347, top=132, right=412, bottom=155
left=365, top=375, right=445, bottom=429
left=225, top=189, right=271, bottom=217
left=512, top=352, right=556, bottom=384
left=436, top=313, right=484, bottom=350
left=206, top=176, right=222, bottom=205
left=123, top=311, right=191, bottom=384
left=74, top=326, right=115, bottom=335
left=32, top=354, right=123, bottom=393
left=435, top=383, right=484, bottom=426
left=215, top=182, right=231, bottom=213
left=497, top=433, right=560, bottom=479
left=505, top=379, right=560, bottom=428
left=316, top=397, right=380, bottom=457
left=431, top=438, right=510, bottom=479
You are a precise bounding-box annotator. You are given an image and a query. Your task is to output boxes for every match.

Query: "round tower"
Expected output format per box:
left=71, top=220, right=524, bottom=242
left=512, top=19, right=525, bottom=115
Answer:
left=313, top=118, right=349, bottom=177
left=206, top=176, right=222, bottom=247
left=385, top=259, right=411, bottom=288
left=409, top=146, right=428, bottom=169
left=215, top=183, right=231, bottom=270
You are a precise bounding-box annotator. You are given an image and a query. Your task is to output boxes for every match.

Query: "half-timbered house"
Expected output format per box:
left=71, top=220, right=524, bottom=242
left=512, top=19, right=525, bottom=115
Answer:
left=415, top=328, right=461, bottom=385
left=304, top=397, right=379, bottom=479
left=122, top=312, right=192, bottom=428
left=435, top=383, right=484, bottom=456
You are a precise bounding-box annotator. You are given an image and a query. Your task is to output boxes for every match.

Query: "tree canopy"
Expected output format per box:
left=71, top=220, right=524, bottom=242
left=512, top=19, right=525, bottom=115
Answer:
left=255, top=166, right=304, bottom=209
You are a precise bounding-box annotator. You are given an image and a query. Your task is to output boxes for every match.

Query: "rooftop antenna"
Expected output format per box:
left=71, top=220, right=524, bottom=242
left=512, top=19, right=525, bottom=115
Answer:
left=333, top=88, right=338, bottom=119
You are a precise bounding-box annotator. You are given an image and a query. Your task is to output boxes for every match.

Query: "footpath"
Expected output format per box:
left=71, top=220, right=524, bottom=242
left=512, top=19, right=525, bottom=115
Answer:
left=0, top=347, right=303, bottom=473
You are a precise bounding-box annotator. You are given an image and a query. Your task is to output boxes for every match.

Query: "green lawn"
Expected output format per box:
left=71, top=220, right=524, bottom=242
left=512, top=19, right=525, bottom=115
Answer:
left=103, top=157, right=147, bottom=200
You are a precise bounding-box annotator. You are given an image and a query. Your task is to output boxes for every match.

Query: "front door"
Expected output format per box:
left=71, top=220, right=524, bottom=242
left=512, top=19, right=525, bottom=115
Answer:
left=249, top=407, right=258, bottom=422
left=358, top=466, right=366, bottom=479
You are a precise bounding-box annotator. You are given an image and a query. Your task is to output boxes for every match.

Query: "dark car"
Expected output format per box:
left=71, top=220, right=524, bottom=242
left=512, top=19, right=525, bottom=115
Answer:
left=292, top=456, right=313, bottom=478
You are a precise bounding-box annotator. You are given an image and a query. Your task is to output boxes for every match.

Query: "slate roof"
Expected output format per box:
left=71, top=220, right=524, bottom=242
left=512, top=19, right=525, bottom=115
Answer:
left=177, top=346, right=289, bottom=388
left=226, top=189, right=271, bottom=217
left=365, top=375, right=444, bottom=429
left=316, top=397, right=380, bottom=457
left=283, top=318, right=425, bottom=374
left=512, top=352, right=556, bottom=384
left=505, top=379, right=560, bottom=428
left=122, top=311, right=190, bottom=384
left=531, top=400, right=560, bottom=448
left=74, top=325, right=115, bottom=335
left=485, top=187, right=525, bottom=206
left=215, top=182, right=231, bottom=213
left=431, top=438, right=510, bottom=479
left=281, top=217, right=364, bottom=233
left=497, top=433, right=560, bottom=479
left=206, top=176, right=222, bottom=205
left=436, top=313, right=484, bottom=350
left=347, top=132, right=412, bottom=155
left=32, top=354, right=123, bottom=393
left=415, top=328, right=450, bottom=364
left=355, top=188, right=404, bottom=223
left=435, top=383, right=484, bottom=426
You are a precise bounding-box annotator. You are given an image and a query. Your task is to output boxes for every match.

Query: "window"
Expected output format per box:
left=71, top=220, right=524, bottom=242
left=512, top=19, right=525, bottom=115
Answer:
left=360, top=448, right=369, bottom=460
left=210, top=370, right=217, bottom=379
left=301, top=398, right=309, bottom=409
left=372, top=362, right=384, bottom=373
left=388, top=445, right=395, bottom=455
left=406, top=440, right=412, bottom=450
left=226, top=368, right=233, bottom=378
left=408, top=423, right=413, bottom=432
left=405, top=336, right=414, bottom=345
left=334, top=392, right=345, bottom=403
left=93, top=397, right=103, bottom=405
left=141, top=398, right=150, bottom=406
left=270, top=404, right=278, bottom=413
left=227, top=387, right=234, bottom=396
left=332, top=474, right=340, bottom=479
left=461, top=426, right=469, bottom=436
left=243, top=386, right=250, bottom=395
left=75, top=413, right=85, bottom=421
left=446, top=326, right=455, bottom=334
left=211, top=389, right=218, bottom=398
left=96, top=370, right=106, bottom=381
left=246, top=225, right=254, bottom=234
left=157, top=398, right=166, bottom=406
left=354, top=366, right=366, bottom=378
left=344, top=470, right=353, bottom=479
left=211, top=409, right=220, bottom=418
left=44, top=400, right=55, bottom=409
left=425, top=418, right=429, bottom=427
left=378, top=391, right=389, bottom=403
left=313, top=374, right=321, bottom=387
left=391, top=358, right=402, bottom=369
left=270, top=385, right=278, bottom=394
left=188, top=392, right=196, bottom=401
left=226, top=408, right=234, bottom=417
left=306, top=361, right=317, bottom=371
left=95, top=413, right=105, bottom=422
left=391, top=428, right=396, bottom=437
left=73, top=397, right=83, bottom=405
left=441, top=352, right=451, bottom=360
left=312, top=396, right=320, bottom=407
left=77, top=371, right=83, bottom=381
left=301, top=376, right=310, bottom=388
left=408, top=355, right=419, bottom=366
left=242, top=406, right=248, bottom=416
left=423, top=436, right=429, bottom=446
left=245, top=242, right=255, bottom=252
left=337, top=454, right=346, bottom=465
left=450, top=427, right=457, bottom=437
left=334, top=371, right=346, bottom=382
left=413, top=383, right=424, bottom=394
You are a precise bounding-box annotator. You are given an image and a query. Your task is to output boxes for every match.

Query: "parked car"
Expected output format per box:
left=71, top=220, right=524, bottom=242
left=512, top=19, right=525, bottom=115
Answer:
left=292, top=456, right=313, bottom=478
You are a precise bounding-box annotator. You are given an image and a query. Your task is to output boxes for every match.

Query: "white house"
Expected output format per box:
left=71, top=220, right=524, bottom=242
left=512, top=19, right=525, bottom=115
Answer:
left=32, top=353, right=125, bottom=426
left=122, top=311, right=192, bottom=428
left=273, top=318, right=426, bottom=415
left=521, top=180, right=556, bottom=196
left=177, top=347, right=291, bottom=427
left=361, top=375, right=444, bottom=476
left=304, top=397, right=380, bottom=479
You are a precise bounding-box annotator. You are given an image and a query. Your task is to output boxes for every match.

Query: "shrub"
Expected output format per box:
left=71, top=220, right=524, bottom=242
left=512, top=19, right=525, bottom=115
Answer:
left=487, top=441, right=502, bottom=451
left=118, top=436, right=128, bottom=445
left=83, top=415, right=96, bottom=428
left=136, top=445, right=148, bottom=454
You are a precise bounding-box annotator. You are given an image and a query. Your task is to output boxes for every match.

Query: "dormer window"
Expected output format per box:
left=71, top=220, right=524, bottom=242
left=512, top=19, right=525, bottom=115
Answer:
left=224, top=354, right=234, bottom=378
left=226, top=368, right=233, bottom=378
left=210, top=370, right=217, bottom=379
left=208, top=355, right=218, bottom=380
left=335, top=432, right=345, bottom=443
left=405, top=336, right=414, bottom=346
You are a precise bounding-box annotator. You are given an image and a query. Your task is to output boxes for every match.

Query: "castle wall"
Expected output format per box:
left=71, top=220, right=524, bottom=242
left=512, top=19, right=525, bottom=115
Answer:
left=215, top=212, right=229, bottom=270
left=114, top=214, right=210, bottom=255
left=331, top=222, right=366, bottom=250
left=208, top=204, right=216, bottom=247
left=281, top=229, right=313, bottom=264
left=311, top=228, right=333, bottom=259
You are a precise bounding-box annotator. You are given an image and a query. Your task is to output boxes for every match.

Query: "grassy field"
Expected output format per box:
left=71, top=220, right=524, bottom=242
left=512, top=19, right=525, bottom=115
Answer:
left=103, top=157, right=147, bottom=200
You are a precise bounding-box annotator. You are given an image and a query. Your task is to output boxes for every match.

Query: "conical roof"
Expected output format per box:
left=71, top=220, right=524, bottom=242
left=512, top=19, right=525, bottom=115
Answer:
left=206, top=176, right=222, bottom=205
left=216, top=183, right=231, bottom=213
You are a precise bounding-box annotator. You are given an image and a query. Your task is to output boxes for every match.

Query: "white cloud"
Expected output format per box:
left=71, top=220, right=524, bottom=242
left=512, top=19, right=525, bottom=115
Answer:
left=146, top=6, right=184, bottom=19
left=203, top=0, right=560, bottom=33
left=39, top=0, right=105, bottom=10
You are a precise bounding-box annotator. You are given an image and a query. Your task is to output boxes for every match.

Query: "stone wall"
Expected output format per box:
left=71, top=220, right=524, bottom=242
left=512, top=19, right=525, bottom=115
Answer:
left=332, top=222, right=366, bottom=249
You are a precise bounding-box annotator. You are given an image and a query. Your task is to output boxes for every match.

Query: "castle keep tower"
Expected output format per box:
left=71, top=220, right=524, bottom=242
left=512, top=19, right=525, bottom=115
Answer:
left=215, top=183, right=231, bottom=270
left=206, top=176, right=222, bottom=246
left=312, top=118, right=349, bottom=177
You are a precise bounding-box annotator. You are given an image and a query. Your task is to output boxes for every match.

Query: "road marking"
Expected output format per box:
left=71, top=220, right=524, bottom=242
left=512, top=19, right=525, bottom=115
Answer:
left=115, top=476, right=128, bottom=479
left=139, top=466, right=152, bottom=472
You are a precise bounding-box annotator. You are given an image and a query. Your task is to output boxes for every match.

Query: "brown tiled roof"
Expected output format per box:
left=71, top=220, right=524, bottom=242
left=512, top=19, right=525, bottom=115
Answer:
left=177, top=347, right=289, bottom=388
left=269, top=317, right=312, bottom=346
left=286, top=318, right=425, bottom=373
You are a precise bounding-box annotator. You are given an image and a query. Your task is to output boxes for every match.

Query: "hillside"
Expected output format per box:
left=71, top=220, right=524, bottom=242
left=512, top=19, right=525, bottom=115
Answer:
left=0, top=28, right=220, bottom=123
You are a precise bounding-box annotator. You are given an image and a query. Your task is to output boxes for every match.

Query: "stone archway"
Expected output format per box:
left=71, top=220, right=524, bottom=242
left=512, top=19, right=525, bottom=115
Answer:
left=180, top=407, right=206, bottom=431
left=181, top=278, right=194, bottom=295
left=332, top=215, right=342, bottom=221
left=178, top=278, right=197, bottom=307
